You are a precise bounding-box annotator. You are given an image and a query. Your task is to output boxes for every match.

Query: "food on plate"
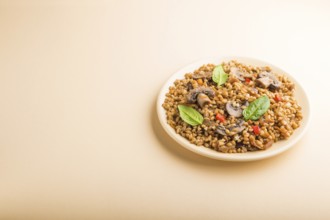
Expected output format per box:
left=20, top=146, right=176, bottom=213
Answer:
left=162, top=60, right=302, bottom=153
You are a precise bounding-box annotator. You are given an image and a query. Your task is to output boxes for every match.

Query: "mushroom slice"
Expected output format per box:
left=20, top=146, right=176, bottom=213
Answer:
left=203, top=118, right=216, bottom=126
left=215, top=120, right=245, bottom=136
left=259, top=71, right=275, bottom=78
left=215, top=125, right=227, bottom=136
left=187, top=87, right=215, bottom=107
left=256, top=77, right=273, bottom=88
left=192, top=71, right=212, bottom=79
left=264, top=140, right=274, bottom=149
left=226, top=101, right=243, bottom=118
left=269, top=80, right=281, bottom=91
left=257, top=71, right=282, bottom=91
left=228, top=120, right=245, bottom=135
left=230, top=67, right=245, bottom=81
left=197, top=93, right=211, bottom=108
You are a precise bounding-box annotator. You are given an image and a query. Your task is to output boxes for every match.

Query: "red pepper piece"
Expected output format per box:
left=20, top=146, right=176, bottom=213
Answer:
left=274, top=94, right=282, bottom=102
left=215, top=113, right=226, bottom=123
left=252, top=125, right=260, bottom=135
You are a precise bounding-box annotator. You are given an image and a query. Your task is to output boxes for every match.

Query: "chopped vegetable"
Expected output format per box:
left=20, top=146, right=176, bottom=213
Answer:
left=216, top=120, right=245, bottom=136
left=256, top=71, right=281, bottom=91
left=215, top=113, right=226, bottom=123
left=252, top=125, right=260, bottom=135
left=197, top=78, right=203, bottom=85
left=274, top=94, right=282, bottom=102
left=197, top=93, right=211, bottom=108
left=226, top=101, right=243, bottom=118
left=245, top=78, right=251, bottom=83
left=187, top=87, right=215, bottom=108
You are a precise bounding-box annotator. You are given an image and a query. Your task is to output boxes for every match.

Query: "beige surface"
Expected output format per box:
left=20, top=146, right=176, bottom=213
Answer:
left=0, top=0, right=329, bottom=219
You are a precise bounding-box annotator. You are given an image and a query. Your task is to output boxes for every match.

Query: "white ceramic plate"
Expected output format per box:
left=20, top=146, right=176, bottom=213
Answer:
left=157, top=57, right=310, bottom=162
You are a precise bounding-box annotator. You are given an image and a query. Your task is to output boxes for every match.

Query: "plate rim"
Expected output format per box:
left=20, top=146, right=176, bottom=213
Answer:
left=157, top=56, right=311, bottom=162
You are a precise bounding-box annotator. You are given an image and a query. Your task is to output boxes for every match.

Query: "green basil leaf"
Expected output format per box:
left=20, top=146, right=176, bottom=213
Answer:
left=212, top=65, right=228, bottom=86
left=178, top=105, right=203, bottom=126
left=243, top=95, right=270, bottom=121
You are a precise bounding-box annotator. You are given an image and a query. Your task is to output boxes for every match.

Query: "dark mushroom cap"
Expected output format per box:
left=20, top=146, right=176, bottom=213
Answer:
left=226, top=101, right=243, bottom=117
left=235, top=142, right=245, bottom=148
left=187, top=87, right=215, bottom=103
left=187, top=82, right=193, bottom=91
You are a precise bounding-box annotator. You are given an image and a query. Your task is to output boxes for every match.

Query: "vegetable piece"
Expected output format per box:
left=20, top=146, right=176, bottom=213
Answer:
left=242, top=95, right=270, bottom=121
left=212, top=65, right=228, bottom=86
left=256, top=71, right=281, bottom=91
left=229, top=119, right=245, bottom=134
left=192, top=71, right=212, bottom=79
left=252, top=125, right=260, bottom=135
left=226, top=101, right=243, bottom=118
left=187, top=87, right=215, bottom=105
left=256, top=77, right=272, bottom=88
left=178, top=105, right=203, bottom=126
left=203, top=118, right=216, bottom=126
left=215, top=125, right=227, bottom=136
left=197, top=78, right=203, bottom=85
left=215, top=113, right=226, bottom=123
left=274, top=94, right=282, bottom=102
left=264, top=140, right=274, bottom=149
left=215, top=120, right=245, bottom=136
left=197, top=93, right=211, bottom=108
left=245, top=78, right=251, bottom=83
left=230, top=67, right=245, bottom=81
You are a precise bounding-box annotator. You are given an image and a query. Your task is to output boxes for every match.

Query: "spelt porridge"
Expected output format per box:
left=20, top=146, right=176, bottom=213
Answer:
left=162, top=60, right=303, bottom=153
